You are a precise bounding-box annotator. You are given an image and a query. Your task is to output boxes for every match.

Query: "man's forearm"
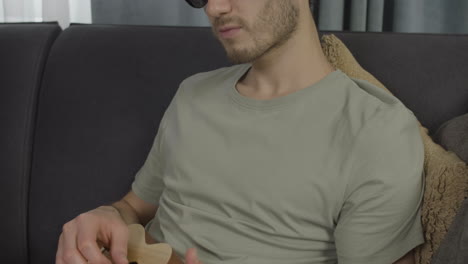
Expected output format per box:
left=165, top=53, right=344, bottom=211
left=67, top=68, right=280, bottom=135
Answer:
left=111, top=199, right=142, bottom=225
left=111, top=200, right=160, bottom=245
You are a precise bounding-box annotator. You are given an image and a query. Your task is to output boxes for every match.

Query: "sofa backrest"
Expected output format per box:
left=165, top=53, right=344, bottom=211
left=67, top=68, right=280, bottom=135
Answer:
left=333, top=31, right=468, bottom=134
left=0, top=22, right=61, bottom=263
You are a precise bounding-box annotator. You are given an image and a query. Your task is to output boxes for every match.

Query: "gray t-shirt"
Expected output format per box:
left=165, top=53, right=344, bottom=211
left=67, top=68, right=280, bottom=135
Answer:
left=132, top=64, right=425, bottom=264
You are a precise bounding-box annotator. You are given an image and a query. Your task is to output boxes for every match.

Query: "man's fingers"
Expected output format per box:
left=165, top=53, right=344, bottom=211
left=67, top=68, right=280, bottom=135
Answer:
left=109, top=225, right=129, bottom=264
left=56, top=207, right=132, bottom=264
left=185, top=248, right=201, bottom=264
left=61, top=225, right=88, bottom=264
left=76, top=227, right=111, bottom=264
left=56, top=233, right=65, bottom=264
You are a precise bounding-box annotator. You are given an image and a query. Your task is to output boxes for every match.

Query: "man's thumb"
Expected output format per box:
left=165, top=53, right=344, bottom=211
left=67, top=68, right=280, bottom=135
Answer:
left=109, top=226, right=129, bottom=264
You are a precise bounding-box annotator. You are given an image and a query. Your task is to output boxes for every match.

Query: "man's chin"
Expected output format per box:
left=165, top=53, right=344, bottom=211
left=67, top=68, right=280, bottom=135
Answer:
left=222, top=45, right=257, bottom=64
left=225, top=51, right=254, bottom=64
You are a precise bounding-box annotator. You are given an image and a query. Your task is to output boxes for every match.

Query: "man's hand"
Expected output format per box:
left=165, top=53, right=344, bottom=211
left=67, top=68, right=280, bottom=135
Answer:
left=56, top=206, right=130, bottom=264
left=185, top=247, right=203, bottom=264
left=55, top=191, right=157, bottom=264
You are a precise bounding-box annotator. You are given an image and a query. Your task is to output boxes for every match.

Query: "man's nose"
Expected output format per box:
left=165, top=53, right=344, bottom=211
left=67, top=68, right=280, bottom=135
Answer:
left=205, top=0, right=232, bottom=17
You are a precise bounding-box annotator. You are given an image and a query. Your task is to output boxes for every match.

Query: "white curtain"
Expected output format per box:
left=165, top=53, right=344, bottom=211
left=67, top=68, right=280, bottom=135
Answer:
left=0, top=0, right=92, bottom=28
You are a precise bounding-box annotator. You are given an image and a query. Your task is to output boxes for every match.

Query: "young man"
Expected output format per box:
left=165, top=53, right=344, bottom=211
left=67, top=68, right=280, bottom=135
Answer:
left=55, top=1, right=425, bottom=264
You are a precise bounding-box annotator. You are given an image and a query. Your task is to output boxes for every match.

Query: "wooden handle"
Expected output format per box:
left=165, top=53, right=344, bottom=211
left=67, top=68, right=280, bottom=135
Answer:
left=127, top=224, right=184, bottom=264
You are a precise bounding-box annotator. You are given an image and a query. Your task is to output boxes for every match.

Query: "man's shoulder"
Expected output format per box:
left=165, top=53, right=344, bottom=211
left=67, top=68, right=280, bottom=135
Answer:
left=348, top=76, right=407, bottom=112
left=340, top=73, right=424, bottom=172
left=336, top=72, right=418, bottom=135
left=338, top=74, right=425, bottom=202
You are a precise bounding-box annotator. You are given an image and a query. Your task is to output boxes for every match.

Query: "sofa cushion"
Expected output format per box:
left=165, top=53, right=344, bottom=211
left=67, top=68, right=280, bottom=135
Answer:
left=431, top=198, right=468, bottom=264
left=0, top=22, right=61, bottom=263
left=320, top=34, right=468, bottom=264
left=433, top=113, right=468, bottom=163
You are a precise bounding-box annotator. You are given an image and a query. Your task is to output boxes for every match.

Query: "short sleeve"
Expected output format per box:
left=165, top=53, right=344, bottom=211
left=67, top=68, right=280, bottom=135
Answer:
left=131, top=120, right=166, bottom=206
left=334, top=104, right=425, bottom=264
left=131, top=82, right=186, bottom=206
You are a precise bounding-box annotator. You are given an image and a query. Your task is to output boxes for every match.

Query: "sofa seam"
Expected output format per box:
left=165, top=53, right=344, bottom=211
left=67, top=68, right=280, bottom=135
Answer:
left=23, top=25, right=62, bottom=264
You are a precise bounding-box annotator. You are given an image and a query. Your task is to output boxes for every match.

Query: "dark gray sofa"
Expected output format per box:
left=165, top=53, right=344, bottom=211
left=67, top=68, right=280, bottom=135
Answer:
left=1, top=22, right=467, bottom=264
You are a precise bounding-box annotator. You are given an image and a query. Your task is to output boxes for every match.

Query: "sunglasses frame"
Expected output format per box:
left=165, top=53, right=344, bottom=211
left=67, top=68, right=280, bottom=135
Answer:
left=185, top=0, right=208, bottom=9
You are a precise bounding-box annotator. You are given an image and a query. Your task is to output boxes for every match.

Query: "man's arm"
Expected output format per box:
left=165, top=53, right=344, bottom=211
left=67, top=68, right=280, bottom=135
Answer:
left=334, top=105, right=425, bottom=264
left=112, top=190, right=158, bottom=226
left=393, top=250, right=415, bottom=264
left=56, top=190, right=158, bottom=264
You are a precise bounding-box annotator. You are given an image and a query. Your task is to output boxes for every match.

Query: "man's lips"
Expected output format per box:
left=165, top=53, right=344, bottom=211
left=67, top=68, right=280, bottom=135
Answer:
left=218, top=25, right=242, bottom=38
left=219, top=25, right=241, bottom=32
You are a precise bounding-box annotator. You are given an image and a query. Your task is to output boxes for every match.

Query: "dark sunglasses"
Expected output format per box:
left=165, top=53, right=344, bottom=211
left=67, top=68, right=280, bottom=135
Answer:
left=185, top=0, right=208, bottom=8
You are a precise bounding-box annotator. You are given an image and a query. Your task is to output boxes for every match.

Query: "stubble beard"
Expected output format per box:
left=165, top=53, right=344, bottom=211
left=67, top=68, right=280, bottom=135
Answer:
left=213, top=1, right=300, bottom=64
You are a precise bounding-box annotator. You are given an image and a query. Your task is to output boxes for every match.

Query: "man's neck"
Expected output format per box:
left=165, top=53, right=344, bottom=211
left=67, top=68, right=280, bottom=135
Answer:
left=236, top=16, right=334, bottom=100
